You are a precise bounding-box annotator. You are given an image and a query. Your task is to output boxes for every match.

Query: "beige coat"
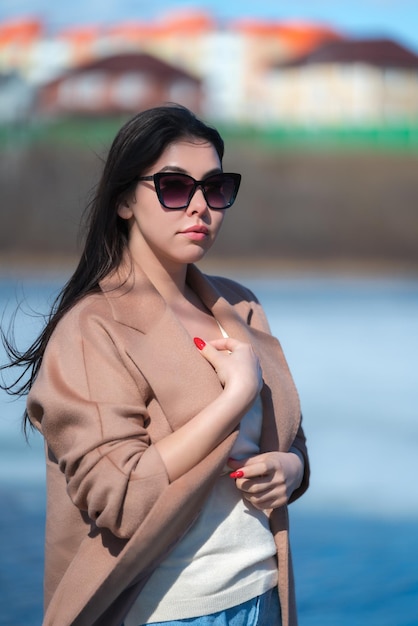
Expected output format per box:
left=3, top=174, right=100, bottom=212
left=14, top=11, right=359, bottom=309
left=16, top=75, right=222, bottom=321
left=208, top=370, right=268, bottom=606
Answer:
left=28, top=261, right=309, bottom=626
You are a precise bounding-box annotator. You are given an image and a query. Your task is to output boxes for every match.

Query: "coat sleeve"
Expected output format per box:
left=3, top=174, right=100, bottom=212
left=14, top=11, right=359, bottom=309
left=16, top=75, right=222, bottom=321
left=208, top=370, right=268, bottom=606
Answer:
left=27, top=300, right=170, bottom=539
left=288, top=417, right=310, bottom=503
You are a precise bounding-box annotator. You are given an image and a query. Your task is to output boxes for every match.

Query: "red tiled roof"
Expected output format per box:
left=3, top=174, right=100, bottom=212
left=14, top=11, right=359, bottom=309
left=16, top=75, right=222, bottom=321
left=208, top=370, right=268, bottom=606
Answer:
left=0, top=18, right=43, bottom=44
left=106, top=11, right=215, bottom=39
left=56, top=25, right=103, bottom=42
left=276, top=37, right=418, bottom=69
left=159, top=10, right=216, bottom=33
left=230, top=19, right=342, bottom=53
left=44, top=52, right=200, bottom=85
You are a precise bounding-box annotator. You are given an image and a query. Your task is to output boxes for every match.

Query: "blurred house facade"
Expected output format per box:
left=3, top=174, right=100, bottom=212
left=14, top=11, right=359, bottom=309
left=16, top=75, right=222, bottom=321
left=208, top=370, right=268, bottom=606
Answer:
left=259, top=38, right=418, bottom=127
left=37, top=52, right=202, bottom=116
left=1, top=13, right=418, bottom=127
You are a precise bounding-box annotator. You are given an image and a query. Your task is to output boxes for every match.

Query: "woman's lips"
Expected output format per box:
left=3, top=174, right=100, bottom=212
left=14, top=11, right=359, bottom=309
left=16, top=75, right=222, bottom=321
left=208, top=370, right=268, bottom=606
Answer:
left=180, top=226, right=209, bottom=240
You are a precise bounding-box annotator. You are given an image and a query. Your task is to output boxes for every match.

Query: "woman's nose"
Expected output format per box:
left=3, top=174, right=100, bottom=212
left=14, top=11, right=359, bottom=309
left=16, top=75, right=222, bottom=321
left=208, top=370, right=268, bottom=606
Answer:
left=186, top=187, right=208, bottom=215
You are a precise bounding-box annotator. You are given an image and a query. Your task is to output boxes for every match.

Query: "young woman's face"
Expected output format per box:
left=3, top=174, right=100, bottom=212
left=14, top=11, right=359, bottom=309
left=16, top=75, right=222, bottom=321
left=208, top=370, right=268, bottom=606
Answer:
left=118, top=140, right=227, bottom=269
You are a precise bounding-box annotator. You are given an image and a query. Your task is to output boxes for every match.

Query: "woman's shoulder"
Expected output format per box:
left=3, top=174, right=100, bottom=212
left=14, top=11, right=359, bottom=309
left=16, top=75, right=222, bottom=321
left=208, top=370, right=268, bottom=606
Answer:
left=52, top=290, right=113, bottom=338
left=207, top=276, right=270, bottom=334
left=203, top=273, right=271, bottom=332
left=205, top=274, right=259, bottom=305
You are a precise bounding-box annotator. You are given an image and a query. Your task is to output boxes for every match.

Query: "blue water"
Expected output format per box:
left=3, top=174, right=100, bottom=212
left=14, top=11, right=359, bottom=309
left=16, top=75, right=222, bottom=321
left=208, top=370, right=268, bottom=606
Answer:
left=1, top=272, right=417, bottom=626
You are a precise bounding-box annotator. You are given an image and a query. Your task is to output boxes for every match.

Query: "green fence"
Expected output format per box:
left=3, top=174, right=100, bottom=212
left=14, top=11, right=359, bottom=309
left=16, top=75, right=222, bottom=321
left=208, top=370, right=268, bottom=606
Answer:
left=220, top=123, right=418, bottom=153
left=2, top=117, right=418, bottom=153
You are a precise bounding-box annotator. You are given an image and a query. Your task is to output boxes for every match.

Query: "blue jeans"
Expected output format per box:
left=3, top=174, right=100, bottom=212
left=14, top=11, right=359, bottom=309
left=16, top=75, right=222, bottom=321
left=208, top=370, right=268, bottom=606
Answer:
left=138, top=586, right=281, bottom=625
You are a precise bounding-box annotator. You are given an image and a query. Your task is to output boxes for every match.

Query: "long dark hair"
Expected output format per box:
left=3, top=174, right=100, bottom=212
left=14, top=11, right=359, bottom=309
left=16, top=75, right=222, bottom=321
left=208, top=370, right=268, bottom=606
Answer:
left=1, top=104, right=224, bottom=429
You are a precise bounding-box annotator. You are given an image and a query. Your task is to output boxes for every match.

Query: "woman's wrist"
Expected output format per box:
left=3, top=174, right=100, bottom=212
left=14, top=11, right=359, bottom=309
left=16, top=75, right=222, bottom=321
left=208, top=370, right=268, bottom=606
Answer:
left=221, top=381, right=259, bottom=416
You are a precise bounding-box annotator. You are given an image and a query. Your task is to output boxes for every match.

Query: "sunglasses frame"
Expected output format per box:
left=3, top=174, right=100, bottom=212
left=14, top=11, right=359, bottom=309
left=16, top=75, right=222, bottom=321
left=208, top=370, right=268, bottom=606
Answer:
left=138, top=172, right=241, bottom=210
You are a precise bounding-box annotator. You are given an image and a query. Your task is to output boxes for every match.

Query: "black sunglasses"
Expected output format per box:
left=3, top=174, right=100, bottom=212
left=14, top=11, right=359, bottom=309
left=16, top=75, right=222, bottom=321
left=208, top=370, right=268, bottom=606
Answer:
left=138, top=172, right=241, bottom=210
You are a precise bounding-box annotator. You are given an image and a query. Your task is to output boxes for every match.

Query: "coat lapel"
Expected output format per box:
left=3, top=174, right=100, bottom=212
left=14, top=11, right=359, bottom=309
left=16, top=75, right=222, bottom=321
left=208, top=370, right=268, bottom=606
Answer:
left=99, top=261, right=228, bottom=431
left=100, top=260, right=300, bottom=450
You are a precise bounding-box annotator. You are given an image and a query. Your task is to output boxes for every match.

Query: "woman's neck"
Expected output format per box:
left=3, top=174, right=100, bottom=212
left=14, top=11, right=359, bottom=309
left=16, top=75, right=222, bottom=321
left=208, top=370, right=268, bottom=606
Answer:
left=132, top=253, right=188, bottom=306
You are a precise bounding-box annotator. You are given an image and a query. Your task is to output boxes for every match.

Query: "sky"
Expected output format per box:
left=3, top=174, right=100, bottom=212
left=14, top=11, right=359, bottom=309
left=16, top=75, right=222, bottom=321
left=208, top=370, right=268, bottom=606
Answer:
left=1, top=0, right=418, bottom=54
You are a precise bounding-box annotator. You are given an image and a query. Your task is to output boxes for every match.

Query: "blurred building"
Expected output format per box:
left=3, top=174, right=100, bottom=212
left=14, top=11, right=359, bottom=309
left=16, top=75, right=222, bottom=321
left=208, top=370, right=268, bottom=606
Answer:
left=0, top=12, right=343, bottom=123
left=37, top=52, right=202, bottom=116
left=1, top=13, right=418, bottom=128
left=259, top=38, right=418, bottom=127
left=204, top=20, right=341, bottom=123
left=0, top=18, right=43, bottom=74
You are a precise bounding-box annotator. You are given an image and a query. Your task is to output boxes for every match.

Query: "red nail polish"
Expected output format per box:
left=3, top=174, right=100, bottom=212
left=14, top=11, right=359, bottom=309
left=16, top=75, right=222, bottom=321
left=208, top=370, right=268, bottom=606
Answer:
left=229, top=470, right=244, bottom=479
left=194, top=337, right=206, bottom=350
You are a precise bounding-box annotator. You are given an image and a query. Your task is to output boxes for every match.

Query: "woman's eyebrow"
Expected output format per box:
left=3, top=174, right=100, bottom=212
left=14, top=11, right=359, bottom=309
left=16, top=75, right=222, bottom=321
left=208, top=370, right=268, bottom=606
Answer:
left=158, top=166, right=223, bottom=177
left=159, top=165, right=188, bottom=173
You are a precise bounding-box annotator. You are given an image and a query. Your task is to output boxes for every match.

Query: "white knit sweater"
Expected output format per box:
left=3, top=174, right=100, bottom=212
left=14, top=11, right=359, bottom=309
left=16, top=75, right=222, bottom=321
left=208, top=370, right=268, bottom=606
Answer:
left=125, top=394, right=278, bottom=625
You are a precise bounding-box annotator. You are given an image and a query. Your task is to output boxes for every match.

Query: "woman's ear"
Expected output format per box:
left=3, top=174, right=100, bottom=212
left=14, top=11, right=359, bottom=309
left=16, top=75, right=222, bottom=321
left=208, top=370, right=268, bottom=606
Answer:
left=117, top=200, right=133, bottom=220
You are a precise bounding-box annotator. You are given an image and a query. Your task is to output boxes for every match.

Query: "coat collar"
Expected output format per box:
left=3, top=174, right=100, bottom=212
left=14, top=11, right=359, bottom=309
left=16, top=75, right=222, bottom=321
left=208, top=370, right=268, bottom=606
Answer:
left=99, top=256, right=254, bottom=344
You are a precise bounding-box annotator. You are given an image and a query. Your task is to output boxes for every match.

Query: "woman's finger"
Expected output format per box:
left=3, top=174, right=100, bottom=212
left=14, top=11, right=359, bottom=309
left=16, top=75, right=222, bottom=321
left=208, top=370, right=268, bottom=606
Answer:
left=208, top=337, right=243, bottom=352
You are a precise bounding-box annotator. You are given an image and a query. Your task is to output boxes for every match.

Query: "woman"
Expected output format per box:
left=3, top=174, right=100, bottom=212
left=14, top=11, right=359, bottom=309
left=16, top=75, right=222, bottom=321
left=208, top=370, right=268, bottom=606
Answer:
left=2, top=105, right=309, bottom=626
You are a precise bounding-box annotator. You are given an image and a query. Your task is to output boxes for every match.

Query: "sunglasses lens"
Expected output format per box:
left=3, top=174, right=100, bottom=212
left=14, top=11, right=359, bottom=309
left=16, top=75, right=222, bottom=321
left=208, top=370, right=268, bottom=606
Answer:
left=155, top=173, right=240, bottom=209
left=204, top=174, right=239, bottom=208
left=158, top=175, right=194, bottom=208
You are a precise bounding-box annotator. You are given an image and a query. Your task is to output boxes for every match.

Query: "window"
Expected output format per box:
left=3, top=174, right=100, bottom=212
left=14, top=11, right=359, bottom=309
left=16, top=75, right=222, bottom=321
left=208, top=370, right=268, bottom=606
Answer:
left=58, top=72, right=107, bottom=109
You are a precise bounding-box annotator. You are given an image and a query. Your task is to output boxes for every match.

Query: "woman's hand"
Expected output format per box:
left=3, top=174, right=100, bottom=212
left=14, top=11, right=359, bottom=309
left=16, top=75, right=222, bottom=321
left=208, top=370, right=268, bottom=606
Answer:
left=154, top=337, right=263, bottom=482
left=195, top=337, right=263, bottom=413
left=228, top=451, right=304, bottom=510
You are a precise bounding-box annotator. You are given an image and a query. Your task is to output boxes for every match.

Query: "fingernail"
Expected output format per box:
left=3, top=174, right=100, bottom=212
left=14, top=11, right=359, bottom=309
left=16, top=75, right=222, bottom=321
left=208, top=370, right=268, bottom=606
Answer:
left=229, top=470, right=244, bottom=479
left=194, top=337, right=206, bottom=350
